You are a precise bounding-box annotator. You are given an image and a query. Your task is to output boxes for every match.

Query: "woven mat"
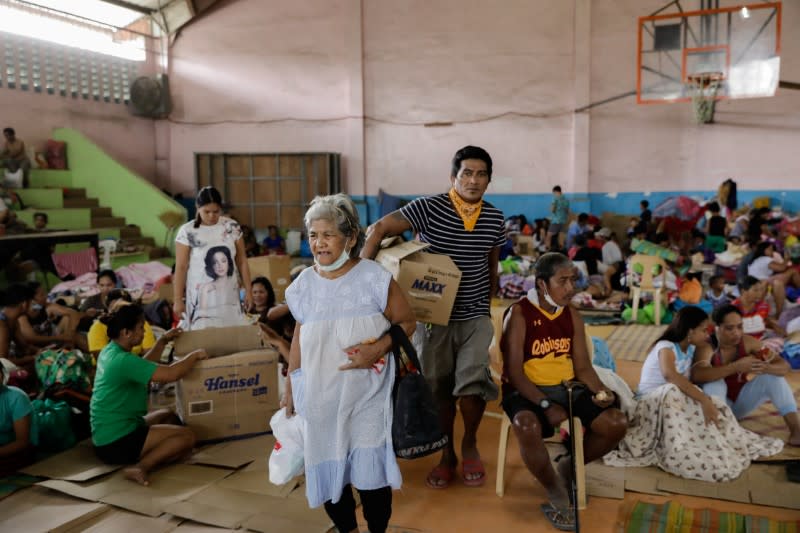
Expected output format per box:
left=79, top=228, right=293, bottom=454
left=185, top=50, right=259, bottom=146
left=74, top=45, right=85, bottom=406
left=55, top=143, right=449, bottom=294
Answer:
left=620, top=500, right=800, bottom=533
left=605, top=324, right=668, bottom=362
left=742, top=385, right=800, bottom=462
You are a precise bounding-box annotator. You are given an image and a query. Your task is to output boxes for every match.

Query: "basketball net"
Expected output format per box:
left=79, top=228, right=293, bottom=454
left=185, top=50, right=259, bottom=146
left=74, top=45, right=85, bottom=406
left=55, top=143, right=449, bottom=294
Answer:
left=687, top=72, right=723, bottom=124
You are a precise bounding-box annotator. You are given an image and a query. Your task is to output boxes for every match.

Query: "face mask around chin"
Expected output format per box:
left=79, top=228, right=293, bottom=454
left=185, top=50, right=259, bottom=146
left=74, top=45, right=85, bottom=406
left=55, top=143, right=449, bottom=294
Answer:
left=316, top=247, right=351, bottom=272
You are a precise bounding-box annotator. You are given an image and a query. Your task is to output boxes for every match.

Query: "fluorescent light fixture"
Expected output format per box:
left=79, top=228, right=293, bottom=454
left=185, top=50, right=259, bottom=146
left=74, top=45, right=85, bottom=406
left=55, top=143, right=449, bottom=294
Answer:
left=740, top=6, right=750, bottom=19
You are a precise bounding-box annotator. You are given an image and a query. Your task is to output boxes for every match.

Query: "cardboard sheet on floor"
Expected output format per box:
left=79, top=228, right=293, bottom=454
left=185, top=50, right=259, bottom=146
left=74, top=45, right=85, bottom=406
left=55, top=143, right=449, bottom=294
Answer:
left=215, top=463, right=299, bottom=498
left=0, top=486, right=107, bottom=532
left=165, top=483, right=331, bottom=532
left=623, top=466, right=672, bottom=495
left=163, top=484, right=271, bottom=529
left=20, top=439, right=120, bottom=481
left=55, top=507, right=181, bottom=533
left=191, top=434, right=275, bottom=469
left=619, top=463, right=800, bottom=510
left=585, top=460, right=625, bottom=499
left=243, top=495, right=333, bottom=533
left=746, top=464, right=800, bottom=510
left=38, top=463, right=231, bottom=517
left=656, top=471, right=751, bottom=503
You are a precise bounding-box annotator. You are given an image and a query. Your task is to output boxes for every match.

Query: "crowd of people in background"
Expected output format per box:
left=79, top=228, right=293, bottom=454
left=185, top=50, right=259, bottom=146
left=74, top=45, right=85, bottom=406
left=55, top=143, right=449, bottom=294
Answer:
left=1, top=143, right=799, bottom=533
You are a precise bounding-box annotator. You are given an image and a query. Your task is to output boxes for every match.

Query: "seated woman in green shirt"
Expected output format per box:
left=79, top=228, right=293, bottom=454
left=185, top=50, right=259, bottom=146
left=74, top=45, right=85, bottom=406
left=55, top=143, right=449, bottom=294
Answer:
left=0, top=364, right=34, bottom=476
left=89, top=304, right=207, bottom=486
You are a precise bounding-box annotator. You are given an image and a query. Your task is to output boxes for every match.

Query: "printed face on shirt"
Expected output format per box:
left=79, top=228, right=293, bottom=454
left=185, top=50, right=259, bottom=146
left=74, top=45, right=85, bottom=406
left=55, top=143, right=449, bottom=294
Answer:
left=308, top=219, right=351, bottom=267
left=198, top=202, right=222, bottom=226
left=450, top=159, right=489, bottom=203
left=541, top=264, right=579, bottom=307
left=716, top=311, right=744, bottom=346
left=212, top=251, right=229, bottom=278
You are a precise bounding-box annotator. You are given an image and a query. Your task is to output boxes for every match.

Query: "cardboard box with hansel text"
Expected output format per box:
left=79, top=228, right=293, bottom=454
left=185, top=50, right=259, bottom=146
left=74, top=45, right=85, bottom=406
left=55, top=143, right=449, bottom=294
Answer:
left=247, top=255, right=292, bottom=303
left=173, top=325, right=279, bottom=441
left=374, top=237, right=462, bottom=326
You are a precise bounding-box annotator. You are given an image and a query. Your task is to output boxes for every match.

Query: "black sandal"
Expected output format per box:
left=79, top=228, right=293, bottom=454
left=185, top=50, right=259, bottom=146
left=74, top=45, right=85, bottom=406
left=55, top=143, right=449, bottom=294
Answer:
left=540, top=503, right=575, bottom=531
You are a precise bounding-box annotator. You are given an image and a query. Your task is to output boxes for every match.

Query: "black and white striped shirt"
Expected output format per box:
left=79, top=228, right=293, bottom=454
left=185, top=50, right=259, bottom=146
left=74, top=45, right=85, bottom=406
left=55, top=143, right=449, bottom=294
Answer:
left=400, top=193, right=505, bottom=321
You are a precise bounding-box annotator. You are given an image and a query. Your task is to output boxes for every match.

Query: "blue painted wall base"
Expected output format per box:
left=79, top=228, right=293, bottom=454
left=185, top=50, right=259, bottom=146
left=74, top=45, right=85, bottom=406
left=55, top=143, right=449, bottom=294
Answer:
left=351, top=190, right=800, bottom=226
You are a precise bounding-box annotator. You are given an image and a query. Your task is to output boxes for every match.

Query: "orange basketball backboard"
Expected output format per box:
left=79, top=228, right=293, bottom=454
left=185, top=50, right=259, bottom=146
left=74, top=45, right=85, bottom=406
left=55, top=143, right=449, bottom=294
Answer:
left=636, top=2, right=781, bottom=104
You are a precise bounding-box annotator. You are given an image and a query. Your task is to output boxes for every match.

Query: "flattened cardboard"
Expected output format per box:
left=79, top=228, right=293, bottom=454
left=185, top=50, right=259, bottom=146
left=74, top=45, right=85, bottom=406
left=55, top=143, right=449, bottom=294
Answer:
left=20, top=439, right=120, bottom=481
left=585, top=460, right=625, bottom=499
left=248, top=255, right=292, bottom=303
left=375, top=237, right=462, bottom=326
left=163, top=484, right=265, bottom=528
left=39, top=464, right=230, bottom=517
left=166, top=500, right=246, bottom=530
left=168, top=483, right=330, bottom=533
left=243, top=496, right=332, bottom=533
left=176, top=348, right=280, bottom=441
left=216, top=450, right=299, bottom=498
left=623, top=466, right=672, bottom=495
left=747, top=464, right=800, bottom=510
left=192, top=434, right=275, bottom=469
left=656, top=471, right=751, bottom=503
left=54, top=508, right=180, bottom=533
left=0, top=486, right=107, bottom=532
left=173, top=325, right=263, bottom=358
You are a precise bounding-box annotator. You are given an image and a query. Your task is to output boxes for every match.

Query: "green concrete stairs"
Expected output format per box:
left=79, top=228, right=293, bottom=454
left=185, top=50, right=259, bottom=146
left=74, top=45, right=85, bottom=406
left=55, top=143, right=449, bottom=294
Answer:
left=12, top=169, right=170, bottom=268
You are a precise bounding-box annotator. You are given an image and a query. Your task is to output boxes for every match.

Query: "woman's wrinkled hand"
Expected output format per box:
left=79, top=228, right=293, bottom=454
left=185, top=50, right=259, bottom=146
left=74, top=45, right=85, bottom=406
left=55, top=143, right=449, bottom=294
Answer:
left=339, top=340, right=383, bottom=371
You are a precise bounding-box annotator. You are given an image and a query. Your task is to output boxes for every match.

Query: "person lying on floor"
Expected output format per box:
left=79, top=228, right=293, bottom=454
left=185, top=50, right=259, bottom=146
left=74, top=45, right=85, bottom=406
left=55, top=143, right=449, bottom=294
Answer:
left=14, top=282, right=88, bottom=353
left=501, top=252, right=627, bottom=531
left=90, top=304, right=206, bottom=486
left=0, top=363, right=35, bottom=477
left=604, top=306, right=783, bottom=481
left=692, top=304, right=800, bottom=446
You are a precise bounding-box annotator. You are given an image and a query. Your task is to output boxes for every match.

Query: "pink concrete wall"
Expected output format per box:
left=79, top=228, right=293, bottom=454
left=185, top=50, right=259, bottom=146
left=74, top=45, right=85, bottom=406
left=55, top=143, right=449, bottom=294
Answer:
left=0, top=86, right=157, bottom=180
left=166, top=0, right=363, bottom=195
left=362, top=0, right=577, bottom=196
left=165, top=0, right=799, bottom=197
left=589, top=0, right=800, bottom=193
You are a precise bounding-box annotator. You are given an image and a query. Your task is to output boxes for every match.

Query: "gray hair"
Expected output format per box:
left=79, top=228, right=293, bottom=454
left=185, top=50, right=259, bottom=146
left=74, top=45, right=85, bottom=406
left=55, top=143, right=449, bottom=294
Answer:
left=534, top=252, right=574, bottom=284
left=304, top=193, right=364, bottom=258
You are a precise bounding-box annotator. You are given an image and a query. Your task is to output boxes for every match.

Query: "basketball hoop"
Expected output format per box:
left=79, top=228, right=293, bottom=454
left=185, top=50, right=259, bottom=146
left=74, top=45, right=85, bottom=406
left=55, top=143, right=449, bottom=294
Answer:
left=686, top=72, right=724, bottom=124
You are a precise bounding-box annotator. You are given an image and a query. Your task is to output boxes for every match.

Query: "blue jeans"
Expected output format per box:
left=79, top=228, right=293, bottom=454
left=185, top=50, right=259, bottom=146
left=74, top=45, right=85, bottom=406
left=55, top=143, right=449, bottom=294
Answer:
left=702, top=374, right=798, bottom=418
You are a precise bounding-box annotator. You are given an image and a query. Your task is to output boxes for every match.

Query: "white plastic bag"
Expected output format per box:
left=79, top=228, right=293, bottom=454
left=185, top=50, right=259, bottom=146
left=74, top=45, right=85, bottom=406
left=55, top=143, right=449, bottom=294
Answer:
left=268, top=409, right=305, bottom=485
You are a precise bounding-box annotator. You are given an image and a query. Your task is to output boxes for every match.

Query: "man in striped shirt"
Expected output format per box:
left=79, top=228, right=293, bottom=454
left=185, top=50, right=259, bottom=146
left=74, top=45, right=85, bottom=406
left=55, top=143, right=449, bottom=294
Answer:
left=362, top=146, right=505, bottom=489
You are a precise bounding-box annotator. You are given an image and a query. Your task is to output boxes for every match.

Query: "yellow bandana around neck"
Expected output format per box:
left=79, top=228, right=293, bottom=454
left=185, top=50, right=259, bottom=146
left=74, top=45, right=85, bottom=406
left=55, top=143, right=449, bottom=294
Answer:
left=448, top=188, right=482, bottom=232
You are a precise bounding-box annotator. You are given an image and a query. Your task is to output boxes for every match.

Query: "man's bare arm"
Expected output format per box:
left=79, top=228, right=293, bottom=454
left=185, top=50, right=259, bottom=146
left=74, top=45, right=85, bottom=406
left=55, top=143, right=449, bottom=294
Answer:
left=360, top=211, right=412, bottom=260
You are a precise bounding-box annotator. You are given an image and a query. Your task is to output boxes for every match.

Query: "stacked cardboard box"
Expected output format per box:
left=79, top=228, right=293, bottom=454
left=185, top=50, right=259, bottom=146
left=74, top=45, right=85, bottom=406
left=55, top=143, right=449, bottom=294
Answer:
left=173, top=325, right=280, bottom=441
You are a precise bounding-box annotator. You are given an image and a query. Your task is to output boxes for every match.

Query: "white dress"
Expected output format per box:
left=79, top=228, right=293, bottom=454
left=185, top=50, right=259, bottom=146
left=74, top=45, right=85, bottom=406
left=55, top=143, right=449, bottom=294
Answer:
left=175, top=217, right=247, bottom=330
left=604, top=340, right=783, bottom=481
left=285, top=260, right=401, bottom=508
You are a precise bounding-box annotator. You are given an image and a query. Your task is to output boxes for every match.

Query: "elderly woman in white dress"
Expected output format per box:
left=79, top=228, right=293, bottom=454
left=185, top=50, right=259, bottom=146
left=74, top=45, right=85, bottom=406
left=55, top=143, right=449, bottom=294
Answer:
left=284, top=193, right=415, bottom=533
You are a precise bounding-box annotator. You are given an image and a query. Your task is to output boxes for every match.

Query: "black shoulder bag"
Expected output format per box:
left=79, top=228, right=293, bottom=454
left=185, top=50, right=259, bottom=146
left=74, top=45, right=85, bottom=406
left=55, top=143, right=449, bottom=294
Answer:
left=388, top=324, right=448, bottom=459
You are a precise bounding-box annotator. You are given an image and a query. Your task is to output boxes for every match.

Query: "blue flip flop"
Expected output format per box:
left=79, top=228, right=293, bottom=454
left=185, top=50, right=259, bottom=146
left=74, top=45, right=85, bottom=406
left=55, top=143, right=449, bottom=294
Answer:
left=540, top=503, right=575, bottom=532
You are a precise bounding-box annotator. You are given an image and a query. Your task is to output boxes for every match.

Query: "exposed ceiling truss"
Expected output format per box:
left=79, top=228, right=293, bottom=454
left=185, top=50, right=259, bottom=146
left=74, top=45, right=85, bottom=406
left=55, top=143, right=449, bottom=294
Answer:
left=95, top=0, right=221, bottom=36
